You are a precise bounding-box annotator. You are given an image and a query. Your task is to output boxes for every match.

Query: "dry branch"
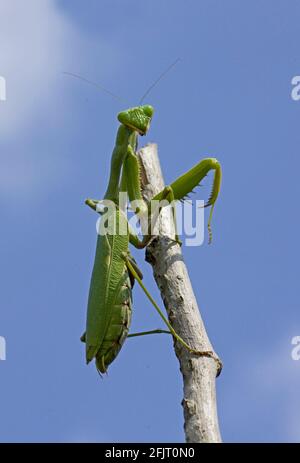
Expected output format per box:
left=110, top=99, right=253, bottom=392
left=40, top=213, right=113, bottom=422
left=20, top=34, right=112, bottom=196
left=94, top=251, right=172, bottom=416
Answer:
left=138, top=143, right=222, bottom=443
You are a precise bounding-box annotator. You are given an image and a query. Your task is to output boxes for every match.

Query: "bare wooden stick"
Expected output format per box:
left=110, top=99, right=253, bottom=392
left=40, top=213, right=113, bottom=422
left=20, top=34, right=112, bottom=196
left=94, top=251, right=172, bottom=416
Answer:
left=138, top=143, right=222, bottom=443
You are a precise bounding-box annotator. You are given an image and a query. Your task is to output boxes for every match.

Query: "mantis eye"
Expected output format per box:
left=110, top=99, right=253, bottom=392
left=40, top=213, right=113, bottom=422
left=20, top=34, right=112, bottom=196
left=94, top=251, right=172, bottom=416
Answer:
left=142, top=105, right=154, bottom=118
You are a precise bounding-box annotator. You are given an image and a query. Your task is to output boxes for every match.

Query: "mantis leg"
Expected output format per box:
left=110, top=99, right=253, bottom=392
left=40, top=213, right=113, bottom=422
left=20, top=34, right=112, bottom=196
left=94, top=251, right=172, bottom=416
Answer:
left=125, top=254, right=144, bottom=281
left=129, top=228, right=153, bottom=249
left=85, top=198, right=154, bottom=250
left=148, top=185, right=182, bottom=245
left=122, top=253, right=216, bottom=359
left=85, top=198, right=101, bottom=211
left=121, top=145, right=179, bottom=246
left=128, top=329, right=171, bottom=338
left=152, top=158, right=222, bottom=243
left=82, top=328, right=170, bottom=342
left=121, top=145, right=148, bottom=216
left=126, top=157, right=221, bottom=244
left=128, top=185, right=182, bottom=249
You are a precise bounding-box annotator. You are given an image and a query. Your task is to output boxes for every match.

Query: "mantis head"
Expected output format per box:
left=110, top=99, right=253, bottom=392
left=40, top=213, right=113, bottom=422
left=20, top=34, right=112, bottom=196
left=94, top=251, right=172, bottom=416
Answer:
left=117, top=105, right=154, bottom=135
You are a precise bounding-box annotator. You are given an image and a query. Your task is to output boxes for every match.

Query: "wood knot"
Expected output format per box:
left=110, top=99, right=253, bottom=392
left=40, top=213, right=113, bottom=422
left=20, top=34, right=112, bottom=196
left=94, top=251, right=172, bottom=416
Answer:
left=182, top=398, right=196, bottom=415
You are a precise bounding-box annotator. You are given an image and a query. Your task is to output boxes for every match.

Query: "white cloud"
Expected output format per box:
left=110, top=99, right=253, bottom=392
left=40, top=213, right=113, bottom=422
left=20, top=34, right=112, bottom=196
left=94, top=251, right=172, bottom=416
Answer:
left=0, top=0, right=76, bottom=200
left=0, top=0, right=76, bottom=137
left=0, top=1, right=120, bottom=199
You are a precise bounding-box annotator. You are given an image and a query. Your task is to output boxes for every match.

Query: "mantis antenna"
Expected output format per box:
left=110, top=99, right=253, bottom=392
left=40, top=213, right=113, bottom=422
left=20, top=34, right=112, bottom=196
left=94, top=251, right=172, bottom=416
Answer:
left=62, top=71, right=124, bottom=103
left=63, top=58, right=180, bottom=105
left=139, top=58, right=181, bottom=104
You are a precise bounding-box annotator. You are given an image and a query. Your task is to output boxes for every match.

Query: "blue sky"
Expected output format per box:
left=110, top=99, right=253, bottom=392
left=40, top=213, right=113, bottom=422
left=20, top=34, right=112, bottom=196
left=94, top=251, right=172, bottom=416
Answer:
left=0, top=0, right=300, bottom=442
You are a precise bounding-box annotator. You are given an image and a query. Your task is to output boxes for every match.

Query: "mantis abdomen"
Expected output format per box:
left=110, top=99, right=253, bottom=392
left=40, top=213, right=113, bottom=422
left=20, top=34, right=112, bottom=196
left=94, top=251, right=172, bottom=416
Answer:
left=84, top=210, right=133, bottom=373
left=95, top=269, right=132, bottom=373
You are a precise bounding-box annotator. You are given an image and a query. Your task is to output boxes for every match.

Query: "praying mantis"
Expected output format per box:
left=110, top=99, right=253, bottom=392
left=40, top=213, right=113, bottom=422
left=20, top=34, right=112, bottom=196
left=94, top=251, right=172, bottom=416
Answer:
left=80, top=103, right=222, bottom=374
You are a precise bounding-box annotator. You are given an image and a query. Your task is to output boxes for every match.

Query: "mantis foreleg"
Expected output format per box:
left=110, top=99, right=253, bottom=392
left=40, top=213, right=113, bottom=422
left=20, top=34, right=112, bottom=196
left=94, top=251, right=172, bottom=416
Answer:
left=103, top=125, right=133, bottom=203
left=125, top=155, right=221, bottom=244
left=128, top=185, right=183, bottom=248
left=152, top=158, right=222, bottom=243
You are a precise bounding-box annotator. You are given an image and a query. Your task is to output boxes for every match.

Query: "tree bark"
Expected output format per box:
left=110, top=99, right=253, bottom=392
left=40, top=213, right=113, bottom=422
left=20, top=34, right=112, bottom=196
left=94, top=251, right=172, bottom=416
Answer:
left=138, top=143, right=222, bottom=443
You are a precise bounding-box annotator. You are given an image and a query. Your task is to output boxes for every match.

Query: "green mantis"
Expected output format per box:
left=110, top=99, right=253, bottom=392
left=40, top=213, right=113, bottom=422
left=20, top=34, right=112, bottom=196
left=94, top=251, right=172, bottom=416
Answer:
left=81, top=104, right=222, bottom=374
